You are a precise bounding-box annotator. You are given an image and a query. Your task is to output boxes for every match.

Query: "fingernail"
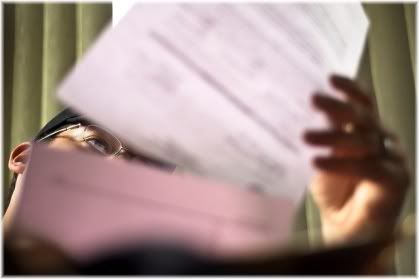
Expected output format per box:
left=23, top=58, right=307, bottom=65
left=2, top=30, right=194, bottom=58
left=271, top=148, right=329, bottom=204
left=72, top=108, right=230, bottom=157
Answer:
left=312, top=158, right=324, bottom=169
left=330, top=74, right=350, bottom=86
left=312, top=94, right=327, bottom=108
left=314, top=157, right=327, bottom=167
left=302, top=131, right=311, bottom=142
left=330, top=73, right=343, bottom=80
left=311, top=93, right=321, bottom=103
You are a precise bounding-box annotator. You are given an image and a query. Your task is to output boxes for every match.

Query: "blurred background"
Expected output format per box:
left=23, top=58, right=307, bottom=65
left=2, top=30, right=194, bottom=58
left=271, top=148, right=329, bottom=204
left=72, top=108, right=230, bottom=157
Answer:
left=2, top=2, right=416, bottom=275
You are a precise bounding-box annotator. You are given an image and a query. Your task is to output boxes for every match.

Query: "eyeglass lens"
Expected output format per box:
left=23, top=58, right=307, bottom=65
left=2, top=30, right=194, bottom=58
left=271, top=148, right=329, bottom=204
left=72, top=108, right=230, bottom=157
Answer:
left=81, top=125, right=176, bottom=171
left=82, top=125, right=122, bottom=155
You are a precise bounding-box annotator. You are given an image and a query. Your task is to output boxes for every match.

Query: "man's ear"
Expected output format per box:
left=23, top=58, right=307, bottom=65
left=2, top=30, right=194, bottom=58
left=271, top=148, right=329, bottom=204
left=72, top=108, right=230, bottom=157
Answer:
left=8, top=142, right=32, bottom=174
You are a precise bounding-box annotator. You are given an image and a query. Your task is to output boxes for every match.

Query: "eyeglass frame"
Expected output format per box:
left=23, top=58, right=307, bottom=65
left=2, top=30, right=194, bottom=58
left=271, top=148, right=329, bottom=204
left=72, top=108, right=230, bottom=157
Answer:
left=37, top=123, right=127, bottom=157
left=37, top=123, right=176, bottom=170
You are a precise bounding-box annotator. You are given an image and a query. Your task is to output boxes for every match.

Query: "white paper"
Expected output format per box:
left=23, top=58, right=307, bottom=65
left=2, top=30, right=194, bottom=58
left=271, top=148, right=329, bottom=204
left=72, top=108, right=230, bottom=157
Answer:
left=112, top=1, right=136, bottom=26
left=58, top=4, right=368, bottom=203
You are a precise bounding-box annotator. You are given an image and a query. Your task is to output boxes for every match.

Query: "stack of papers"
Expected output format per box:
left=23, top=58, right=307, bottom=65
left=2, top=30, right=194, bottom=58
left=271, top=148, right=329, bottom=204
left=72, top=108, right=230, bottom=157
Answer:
left=58, top=3, right=368, bottom=203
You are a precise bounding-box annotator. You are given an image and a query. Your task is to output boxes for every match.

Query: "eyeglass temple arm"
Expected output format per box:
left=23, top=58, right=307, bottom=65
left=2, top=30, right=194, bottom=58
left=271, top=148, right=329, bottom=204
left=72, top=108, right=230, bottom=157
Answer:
left=37, top=124, right=82, bottom=142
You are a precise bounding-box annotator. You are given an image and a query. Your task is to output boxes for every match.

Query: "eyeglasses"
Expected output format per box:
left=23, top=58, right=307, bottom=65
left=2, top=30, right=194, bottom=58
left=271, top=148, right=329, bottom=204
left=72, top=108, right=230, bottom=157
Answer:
left=38, top=123, right=127, bottom=156
left=38, top=123, right=175, bottom=170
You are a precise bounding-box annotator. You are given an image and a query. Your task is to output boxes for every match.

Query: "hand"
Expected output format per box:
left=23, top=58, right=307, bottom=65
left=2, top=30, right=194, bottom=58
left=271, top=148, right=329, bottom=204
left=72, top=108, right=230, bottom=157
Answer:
left=304, top=75, right=410, bottom=245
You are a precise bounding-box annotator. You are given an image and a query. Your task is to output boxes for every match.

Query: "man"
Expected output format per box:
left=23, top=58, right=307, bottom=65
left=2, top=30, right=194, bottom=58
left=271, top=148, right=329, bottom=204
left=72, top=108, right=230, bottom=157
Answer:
left=3, top=109, right=175, bottom=234
left=4, top=75, right=409, bottom=258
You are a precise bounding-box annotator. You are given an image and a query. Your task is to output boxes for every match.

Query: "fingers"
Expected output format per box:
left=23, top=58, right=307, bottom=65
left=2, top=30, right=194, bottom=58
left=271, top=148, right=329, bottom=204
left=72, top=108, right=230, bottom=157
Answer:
left=304, top=124, right=406, bottom=160
left=312, top=93, right=377, bottom=129
left=304, top=129, right=382, bottom=156
left=310, top=75, right=380, bottom=156
left=307, top=74, right=409, bottom=187
left=330, top=74, right=373, bottom=108
left=313, top=74, right=377, bottom=129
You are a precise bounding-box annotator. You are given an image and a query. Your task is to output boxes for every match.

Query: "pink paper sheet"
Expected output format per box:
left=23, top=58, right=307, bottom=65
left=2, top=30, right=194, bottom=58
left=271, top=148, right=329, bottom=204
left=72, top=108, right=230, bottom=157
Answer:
left=12, top=144, right=294, bottom=263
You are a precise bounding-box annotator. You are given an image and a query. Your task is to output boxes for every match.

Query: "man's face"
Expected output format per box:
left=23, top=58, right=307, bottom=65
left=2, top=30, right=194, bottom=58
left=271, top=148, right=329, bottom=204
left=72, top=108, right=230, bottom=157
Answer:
left=4, top=122, right=174, bottom=233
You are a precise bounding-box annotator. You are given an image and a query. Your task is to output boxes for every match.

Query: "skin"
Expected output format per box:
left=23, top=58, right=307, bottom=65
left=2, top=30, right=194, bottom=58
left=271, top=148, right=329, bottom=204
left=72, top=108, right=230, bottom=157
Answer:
left=5, top=75, right=410, bottom=246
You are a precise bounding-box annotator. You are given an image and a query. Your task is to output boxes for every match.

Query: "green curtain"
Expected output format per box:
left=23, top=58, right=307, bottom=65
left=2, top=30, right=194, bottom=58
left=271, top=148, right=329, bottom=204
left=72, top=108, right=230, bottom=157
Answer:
left=3, top=3, right=112, bottom=205
left=365, top=4, right=416, bottom=275
left=3, top=3, right=415, bottom=275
